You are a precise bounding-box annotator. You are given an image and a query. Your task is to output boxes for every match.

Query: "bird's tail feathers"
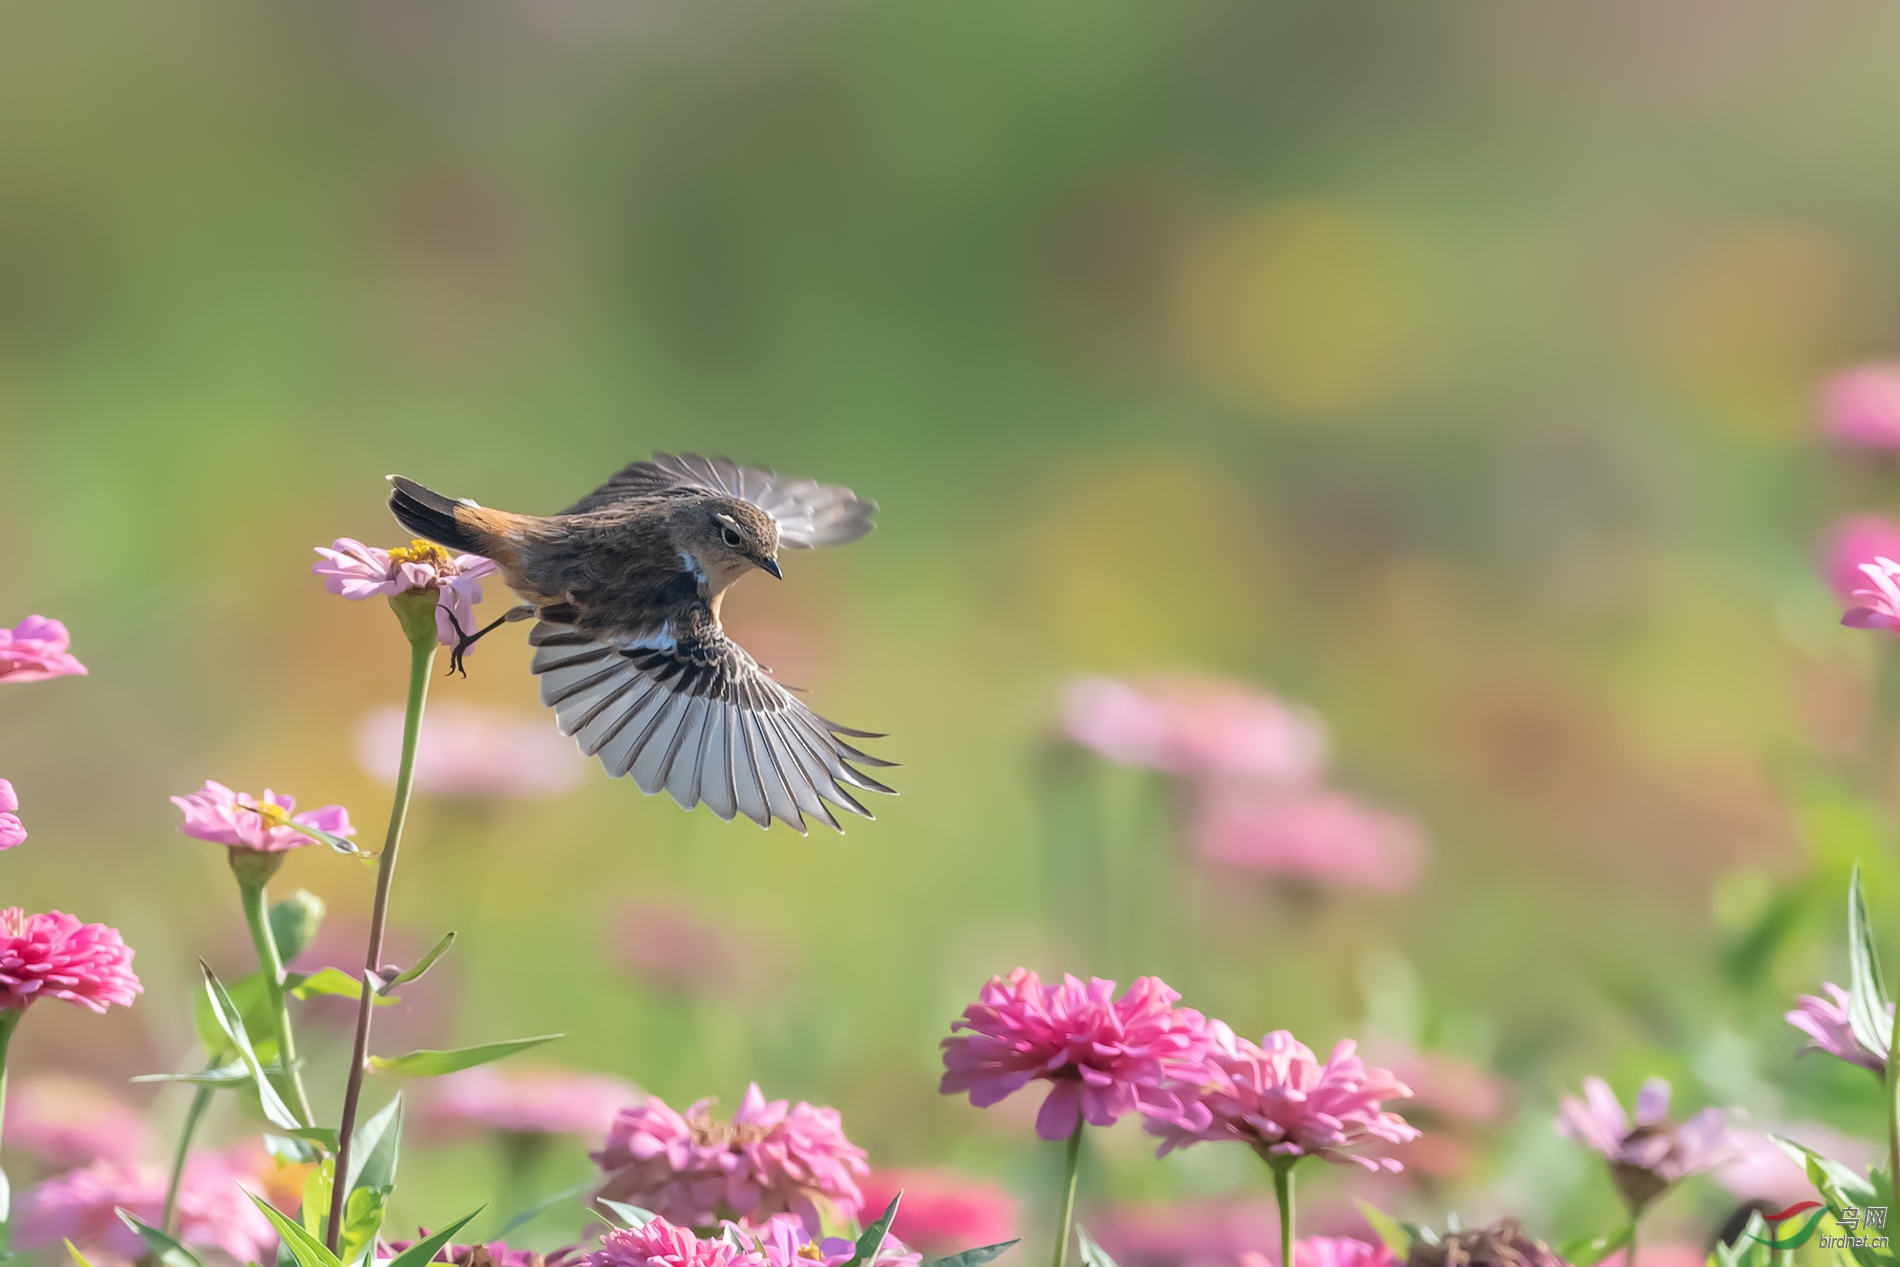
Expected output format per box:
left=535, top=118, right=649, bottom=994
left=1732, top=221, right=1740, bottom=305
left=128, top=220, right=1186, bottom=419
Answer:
left=387, top=475, right=486, bottom=554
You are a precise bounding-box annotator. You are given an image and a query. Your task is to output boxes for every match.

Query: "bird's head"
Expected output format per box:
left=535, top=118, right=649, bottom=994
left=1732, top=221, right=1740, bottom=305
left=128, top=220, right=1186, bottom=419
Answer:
left=677, top=497, right=783, bottom=587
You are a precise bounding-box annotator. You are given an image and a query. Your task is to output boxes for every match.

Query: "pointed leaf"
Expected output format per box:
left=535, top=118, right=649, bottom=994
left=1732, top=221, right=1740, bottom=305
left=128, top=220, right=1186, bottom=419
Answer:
left=848, top=1193, right=903, bottom=1267
left=385, top=1207, right=484, bottom=1267
left=1849, top=865, right=1893, bottom=1062
left=599, top=1199, right=660, bottom=1228
left=301, top=1158, right=334, bottom=1236
left=1557, top=1227, right=1630, bottom=1267
left=1354, top=1202, right=1413, bottom=1261
left=1770, top=1133, right=1878, bottom=1202
left=200, top=963, right=299, bottom=1130
left=1074, top=1226, right=1121, bottom=1267
left=115, top=1209, right=208, bottom=1267
left=289, top=1126, right=339, bottom=1153
left=245, top=1187, right=342, bottom=1267
left=65, top=1242, right=97, bottom=1267
left=345, top=1093, right=403, bottom=1198
left=367, top=1034, right=561, bottom=1077
left=498, top=1180, right=595, bottom=1238
left=133, top=1063, right=252, bottom=1087
left=270, top=818, right=360, bottom=855
left=340, top=1186, right=387, bottom=1267
left=383, top=932, right=456, bottom=993
left=926, top=1241, right=1020, bottom=1267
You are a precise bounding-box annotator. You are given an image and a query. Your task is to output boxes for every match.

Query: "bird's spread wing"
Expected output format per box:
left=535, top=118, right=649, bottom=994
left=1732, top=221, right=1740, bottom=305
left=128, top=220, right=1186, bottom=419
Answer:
left=561, top=453, right=876, bottom=548
left=528, top=620, right=894, bottom=832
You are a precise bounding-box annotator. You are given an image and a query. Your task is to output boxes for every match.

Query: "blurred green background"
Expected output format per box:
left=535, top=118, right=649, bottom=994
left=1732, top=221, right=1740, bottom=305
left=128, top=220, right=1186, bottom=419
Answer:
left=4, top=0, right=1900, bottom=1253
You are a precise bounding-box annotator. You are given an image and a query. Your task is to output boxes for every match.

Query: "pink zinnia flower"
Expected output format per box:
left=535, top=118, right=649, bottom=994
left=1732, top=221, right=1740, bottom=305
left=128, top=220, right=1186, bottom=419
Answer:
left=1785, top=983, right=1888, bottom=1076
left=170, top=780, right=354, bottom=854
left=750, top=1212, right=922, bottom=1267
left=0, top=616, right=87, bottom=684
left=593, top=1084, right=869, bottom=1232
left=585, top=1215, right=768, bottom=1267
left=357, top=701, right=584, bottom=798
left=1149, top=1025, right=1418, bottom=1170
left=1059, top=676, right=1328, bottom=783
left=1823, top=516, right=1900, bottom=602
left=612, top=901, right=764, bottom=1000
left=312, top=537, right=499, bottom=647
left=1282, top=1238, right=1396, bottom=1267
left=390, top=1235, right=583, bottom=1267
left=4, top=1074, right=154, bottom=1167
left=1555, top=1076, right=1737, bottom=1211
left=858, top=1169, right=1017, bottom=1253
left=1841, top=556, right=1900, bottom=632
left=424, top=1065, right=639, bottom=1141
left=940, top=970, right=1212, bottom=1141
left=0, top=909, right=141, bottom=1013
left=14, top=1151, right=276, bottom=1259
left=1194, top=785, right=1426, bottom=892
left=1821, top=363, right=1900, bottom=451
left=0, top=779, right=23, bottom=852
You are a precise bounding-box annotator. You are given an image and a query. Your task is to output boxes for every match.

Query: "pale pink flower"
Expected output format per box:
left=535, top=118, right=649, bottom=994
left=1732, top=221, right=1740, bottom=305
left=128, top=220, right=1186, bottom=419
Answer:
left=0, top=616, right=87, bottom=683
left=312, top=537, right=499, bottom=646
left=389, top=1235, right=583, bottom=1267
left=1555, top=1077, right=1737, bottom=1211
left=14, top=1151, right=276, bottom=1259
left=1823, top=516, right=1900, bottom=602
left=1842, top=556, right=1900, bottom=631
left=1786, top=982, right=1888, bottom=1075
left=4, top=1074, right=153, bottom=1167
left=858, top=1169, right=1017, bottom=1253
left=749, top=1212, right=922, bottom=1267
left=0, top=779, right=23, bottom=852
left=1289, top=1238, right=1396, bottom=1267
left=423, top=1064, right=638, bottom=1140
left=594, top=1084, right=869, bottom=1232
left=1715, top=1125, right=1877, bottom=1205
left=0, top=909, right=141, bottom=1013
left=612, top=901, right=765, bottom=1000
left=1194, top=785, right=1425, bottom=892
left=1150, top=1025, right=1418, bottom=1170
left=170, top=780, right=353, bottom=853
left=357, top=701, right=584, bottom=798
left=1821, top=363, right=1900, bottom=451
left=940, top=970, right=1213, bottom=1141
left=1059, top=676, right=1328, bottom=782
left=585, top=1215, right=767, bottom=1267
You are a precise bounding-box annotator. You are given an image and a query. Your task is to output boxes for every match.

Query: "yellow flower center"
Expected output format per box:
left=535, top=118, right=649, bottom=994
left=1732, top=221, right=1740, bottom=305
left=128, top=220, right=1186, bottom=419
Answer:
left=798, top=1247, right=826, bottom=1262
left=388, top=539, right=451, bottom=569
left=250, top=802, right=293, bottom=830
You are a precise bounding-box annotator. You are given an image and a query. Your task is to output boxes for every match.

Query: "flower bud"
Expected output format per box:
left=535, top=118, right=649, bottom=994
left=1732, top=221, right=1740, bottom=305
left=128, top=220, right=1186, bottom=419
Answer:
left=269, top=890, right=326, bottom=964
left=226, top=845, right=285, bottom=887
left=389, top=588, right=444, bottom=647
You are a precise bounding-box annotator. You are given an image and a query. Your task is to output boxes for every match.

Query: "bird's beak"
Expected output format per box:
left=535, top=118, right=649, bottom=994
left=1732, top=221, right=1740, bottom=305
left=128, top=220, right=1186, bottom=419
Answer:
left=760, top=556, right=783, bottom=579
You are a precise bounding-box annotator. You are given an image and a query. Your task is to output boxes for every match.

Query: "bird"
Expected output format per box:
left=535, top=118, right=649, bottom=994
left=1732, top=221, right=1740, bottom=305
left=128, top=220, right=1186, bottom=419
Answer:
left=384, top=453, right=893, bottom=833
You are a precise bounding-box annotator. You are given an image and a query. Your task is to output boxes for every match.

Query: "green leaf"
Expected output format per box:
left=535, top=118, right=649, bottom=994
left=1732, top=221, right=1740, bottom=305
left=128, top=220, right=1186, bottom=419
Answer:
left=497, top=1181, right=595, bottom=1238
left=847, top=1193, right=903, bottom=1267
left=383, top=931, right=456, bottom=993
left=345, top=1093, right=403, bottom=1198
left=271, top=818, right=361, bottom=856
left=1849, top=865, right=1893, bottom=1062
left=133, top=1063, right=253, bottom=1087
left=287, top=968, right=399, bottom=1006
left=1770, top=1133, right=1878, bottom=1202
left=290, top=1126, right=340, bottom=1153
left=245, top=1188, right=342, bottom=1267
left=367, top=1034, right=561, bottom=1077
left=926, top=1241, right=1020, bottom=1267
left=1354, top=1201, right=1414, bottom=1261
left=599, top=1199, right=660, bottom=1228
left=1557, top=1227, right=1631, bottom=1267
left=301, top=1159, right=334, bottom=1236
left=385, top=1207, right=483, bottom=1267
left=1074, top=1226, right=1121, bottom=1267
left=115, top=1209, right=208, bottom=1267
left=340, top=1186, right=387, bottom=1267
left=270, top=891, right=326, bottom=965
left=64, top=1242, right=96, bottom=1267
left=193, top=970, right=266, bottom=1060
left=200, top=963, right=300, bottom=1130
left=266, top=1134, right=321, bottom=1166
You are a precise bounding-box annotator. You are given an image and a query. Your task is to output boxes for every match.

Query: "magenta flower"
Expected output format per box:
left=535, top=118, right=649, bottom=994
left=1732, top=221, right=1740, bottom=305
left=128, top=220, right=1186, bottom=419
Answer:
left=1291, top=1238, right=1396, bottom=1267
left=14, top=1152, right=276, bottom=1259
left=750, top=1212, right=921, bottom=1267
left=585, top=1215, right=768, bottom=1267
left=859, top=1169, right=1017, bottom=1253
left=424, top=1064, right=638, bottom=1141
left=1059, top=676, right=1328, bottom=783
left=1148, top=1025, right=1418, bottom=1169
left=0, top=779, right=23, bottom=852
left=170, top=780, right=354, bottom=854
left=357, top=701, right=583, bottom=799
left=1555, top=1077, right=1737, bottom=1212
left=940, top=970, right=1213, bottom=1141
left=1785, top=983, right=1888, bottom=1075
left=312, top=537, right=499, bottom=646
left=0, top=909, right=141, bottom=1014
left=1194, top=785, right=1426, bottom=892
left=390, top=1236, right=583, bottom=1267
left=0, top=616, right=87, bottom=684
left=1823, top=516, right=1900, bottom=602
left=4, top=1073, right=154, bottom=1167
left=1821, top=363, right=1900, bottom=451
left=1841, top=555, right=1900, bottom=631
left=594, top=1084, right=870, bottom=1232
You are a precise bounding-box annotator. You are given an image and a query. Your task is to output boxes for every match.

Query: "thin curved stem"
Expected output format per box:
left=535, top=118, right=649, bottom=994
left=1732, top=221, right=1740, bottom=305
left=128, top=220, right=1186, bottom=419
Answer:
left=239, top=879, right=313, bottom=1125
left=1052, top=1120, right=1084, bottom=1267
left=327, top=631, right=436, bottom=1251
left=161, top=1085, right=213, bottom=1235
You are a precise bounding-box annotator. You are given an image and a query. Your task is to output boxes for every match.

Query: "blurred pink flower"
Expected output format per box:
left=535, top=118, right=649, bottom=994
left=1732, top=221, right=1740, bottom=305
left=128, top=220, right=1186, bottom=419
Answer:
left=1369, top=1047, right=1509, bottom=1182
left=1275, top=1238, right=1394, bottom=1267
left=3, top=1074, right=153, bottom=1167
left=1786, top=982, right=1888, bottom=1076
left=313, top=537, right=499, bottom=647
left=423, top=1064, right=639, bottom=1141
left=1555, top=1077, right=1737, bottom=1211
left=858, top=1169, right=1017, bottom=1253
left=0, top=779, right=23, bottom=852
left=170, top=780, right=354, bottom=854
left=357, top=701, right=584, bottom=798
left=1821, top=363, right=1900, bottom=451
left=751, top=1211, right=922, bottom=1267
left=1716, top=1125, right=1876, bottom=1205
left=594, top=1084, right=870, bottom=1232
left=1823, top=516, right=1900, bottom=602
left=940, top=970, right=1213, bottom=1141
left=1194, top=785, right=1426, bottom=892
left=1841, top=556, right=1900, bottom=631
left=15, top=1151, right=276, bottom=1259
left=0, top=616, right=87, bottom=684
left=585, top=1215, right=767, bottom=1267
left=389, top=1235, right=583, bottom=1267
left=1059, top=676, right=1328, bottom=782
left=613, top=901, right=763, bottom=1000
left=0, top=909, right=141, bottom=1013
left=1149, top=1025, right=1417, bottom=1170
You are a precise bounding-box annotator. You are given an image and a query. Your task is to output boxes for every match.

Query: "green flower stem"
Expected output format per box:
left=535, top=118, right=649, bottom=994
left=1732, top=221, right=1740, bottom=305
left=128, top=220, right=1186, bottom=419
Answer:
left=0, top=1007, right=19, bottom=1244
left=161, top=1084, right=213, bottom=1235
left=327, top=604, right=437, bottom=1252
left=1272, top=1158, right=1297, bottom=1267
left=1625, top=1219, right=1639, bottom=1267
left=1052, top=1120, right=1084, bottom=1267
left=1887, top=984, right=1900, bottom=1197
left=238, top=877, right=313, bottom=1125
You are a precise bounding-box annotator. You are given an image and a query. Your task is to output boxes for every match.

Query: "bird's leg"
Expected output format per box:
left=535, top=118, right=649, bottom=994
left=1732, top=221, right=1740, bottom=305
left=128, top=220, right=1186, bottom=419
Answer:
left=447, top=603, right=536, bottom=677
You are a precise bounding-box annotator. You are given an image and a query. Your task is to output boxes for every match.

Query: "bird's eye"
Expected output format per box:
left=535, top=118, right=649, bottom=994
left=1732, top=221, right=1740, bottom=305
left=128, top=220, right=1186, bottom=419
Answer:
left=721, top=526, right=745, bottom=548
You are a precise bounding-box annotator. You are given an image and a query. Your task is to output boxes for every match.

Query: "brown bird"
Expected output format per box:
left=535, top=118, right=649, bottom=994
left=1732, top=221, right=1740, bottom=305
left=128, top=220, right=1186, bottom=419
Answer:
left=385, top=454, right=893, bottom=833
